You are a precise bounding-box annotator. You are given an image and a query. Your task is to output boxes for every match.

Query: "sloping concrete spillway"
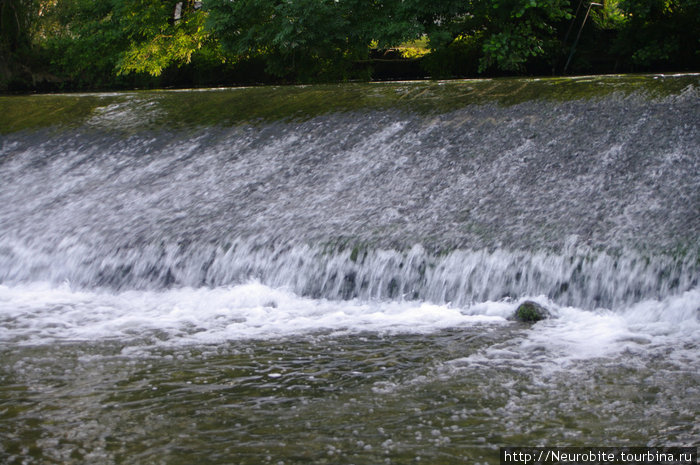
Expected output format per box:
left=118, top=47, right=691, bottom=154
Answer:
left=1, top=75, right=698, bottom=463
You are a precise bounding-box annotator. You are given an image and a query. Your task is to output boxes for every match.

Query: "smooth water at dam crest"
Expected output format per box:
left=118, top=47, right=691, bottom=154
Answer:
left=0, top=75, right=699, bottom=464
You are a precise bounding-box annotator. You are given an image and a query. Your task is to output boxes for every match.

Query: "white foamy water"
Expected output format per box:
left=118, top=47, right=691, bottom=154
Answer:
left=3, top=80, right=699, bottom=464
left=2, top=282, right=697, bottom=368
left=0, top=282, right=506, bottom=347
left=447, top=288, right=700, bottom=374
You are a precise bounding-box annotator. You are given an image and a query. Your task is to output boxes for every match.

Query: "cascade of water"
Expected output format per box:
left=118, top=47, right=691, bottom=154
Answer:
left=1, top=78, right=698, bottom=311
left=2, top=78, right=700, bottom=464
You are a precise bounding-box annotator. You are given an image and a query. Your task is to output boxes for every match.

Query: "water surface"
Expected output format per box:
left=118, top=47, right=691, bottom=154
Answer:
left=1, top=74, right=698, bottom=464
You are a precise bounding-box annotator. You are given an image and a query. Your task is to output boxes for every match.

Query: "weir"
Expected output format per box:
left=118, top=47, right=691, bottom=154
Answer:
left=2, top=76, right=700, bottom=464
left=1, top=75, right=698, bottom=310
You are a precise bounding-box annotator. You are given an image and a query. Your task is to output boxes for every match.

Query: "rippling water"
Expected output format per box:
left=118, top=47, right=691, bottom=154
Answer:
left=1, top=75, right=699, bottom=464
left=1, top=284, right=698, bottom=464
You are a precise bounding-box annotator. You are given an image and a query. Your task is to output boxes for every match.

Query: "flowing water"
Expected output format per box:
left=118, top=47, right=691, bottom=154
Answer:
left=1, top=75, right=699, bottom=464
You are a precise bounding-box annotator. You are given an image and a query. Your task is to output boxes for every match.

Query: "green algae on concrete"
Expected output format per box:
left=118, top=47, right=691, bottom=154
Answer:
left=1, top=74, right=698, bottom=134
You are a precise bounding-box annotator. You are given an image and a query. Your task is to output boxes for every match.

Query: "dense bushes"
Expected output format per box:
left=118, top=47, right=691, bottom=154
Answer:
left=1, top=0, right=698, bottom=91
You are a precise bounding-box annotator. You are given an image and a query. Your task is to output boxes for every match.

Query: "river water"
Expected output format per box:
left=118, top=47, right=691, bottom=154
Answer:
left=1, top=75, right=698, bottom=464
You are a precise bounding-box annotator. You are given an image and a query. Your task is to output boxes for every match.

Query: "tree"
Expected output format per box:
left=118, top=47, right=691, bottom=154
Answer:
left=474, top=0, right=573, bottom=72
left=5, top=0, right=697, bottom=91
left=117, top=0, right=216, bottom=76
left=39, top=0, right=131, bottom=87
left=1, top=0, right=35, bottom=53
left=204, top=0, right=378, bottom=81
left=614, top=0, right=700, bottom=70
left=36, top=0, right=220, bottom=87
left=361, top=0, right=574, bottom=74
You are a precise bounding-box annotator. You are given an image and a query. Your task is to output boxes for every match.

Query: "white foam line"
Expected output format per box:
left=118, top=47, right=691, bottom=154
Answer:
left=0, top=282, right=507, bottom=346
left=2, top=283, right=697, bottom=370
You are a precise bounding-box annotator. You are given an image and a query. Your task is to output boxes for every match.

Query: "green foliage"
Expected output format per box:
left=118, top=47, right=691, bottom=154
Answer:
left=379, top=0, right=470, bottom=48
left=370, top=0, right=572, bottom=73
left=1, top=0, right=37, bottom=89
left=204, top=0, right=371, bottom=81
left=474, top=0, right=572, bottom=72
left=1, top=0, right=35, bottom=52
left=396, top=37, right=430, bottom=59
left=591, top=0, right=627, bottom=30
left=117, top=2, right=213, bottom=76
left=613, top=0, right=700, bottom=69
left=4, top=0, right=700, bottom=91
left=480, top=26, right=545, bottom=72
left=420, top=34, right=481, bottom=78
left=36, top=0, right=221, bottom=88
left=40, top=0, right=132, bottom=87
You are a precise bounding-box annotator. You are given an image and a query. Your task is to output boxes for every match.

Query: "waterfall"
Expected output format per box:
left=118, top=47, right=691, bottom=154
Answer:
left=1, top=75, right=698, bottom=310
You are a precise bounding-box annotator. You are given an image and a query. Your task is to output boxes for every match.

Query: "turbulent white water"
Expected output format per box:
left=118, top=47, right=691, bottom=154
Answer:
left=1, top=78, right=699, bottom=464
left=0, top=282, right=504, bottom=345
left=1, top=282, right=698, bottom=367
left=0, top=78, right=698, bottom=356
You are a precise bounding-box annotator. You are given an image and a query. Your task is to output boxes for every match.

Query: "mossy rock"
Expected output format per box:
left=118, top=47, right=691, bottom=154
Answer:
left=513, top=301, right=551, bottom=322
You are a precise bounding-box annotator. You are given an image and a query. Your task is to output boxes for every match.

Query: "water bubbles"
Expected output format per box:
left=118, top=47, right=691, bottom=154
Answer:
left=1, top=78, right=698, bottom=464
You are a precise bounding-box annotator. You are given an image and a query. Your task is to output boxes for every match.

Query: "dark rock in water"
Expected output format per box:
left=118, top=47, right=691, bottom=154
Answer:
left=513, top=301, right=551, bottom=322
